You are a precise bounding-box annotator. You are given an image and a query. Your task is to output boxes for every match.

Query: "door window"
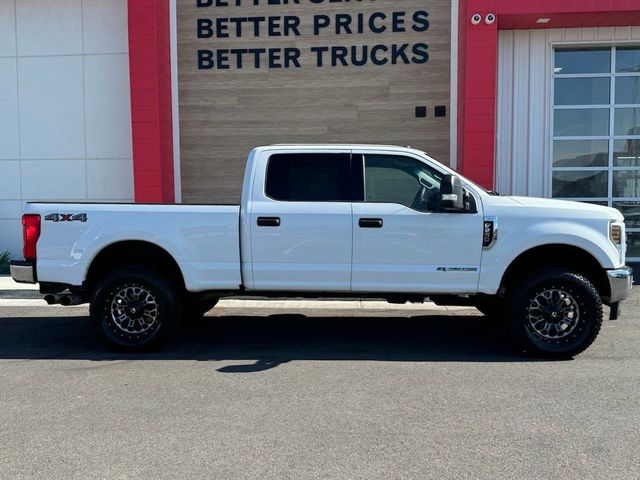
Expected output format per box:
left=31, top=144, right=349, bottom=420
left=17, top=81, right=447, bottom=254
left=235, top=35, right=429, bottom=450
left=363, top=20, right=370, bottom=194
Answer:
left=364, top=154, right=443, bottom=212
left=265, top=153, right=352, bottom=202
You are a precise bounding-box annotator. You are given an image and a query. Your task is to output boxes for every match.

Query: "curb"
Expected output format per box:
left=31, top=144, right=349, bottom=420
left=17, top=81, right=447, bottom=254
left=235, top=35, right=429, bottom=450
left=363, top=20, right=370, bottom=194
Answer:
left=0, top=276, right=38, bottom=291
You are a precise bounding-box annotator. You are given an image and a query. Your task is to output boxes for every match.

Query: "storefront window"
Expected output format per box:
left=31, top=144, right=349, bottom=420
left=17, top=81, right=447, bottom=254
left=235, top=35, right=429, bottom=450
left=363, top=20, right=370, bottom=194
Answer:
left=554, top=48, right=611, bottom=74
left=553, top=108, right=609, bottom=136
left=552, top=171, right=608, bottom=198
left=554, top=77, right=610, bottom=105
left=615, top=77, right=640, bottom=103
left=614, top=139, right=640, bottom=166
left=553, top=46, right=640, bottom=260
left=553, top=139, right=609, bottom=167
left=616, top=47, right=640, bottom=73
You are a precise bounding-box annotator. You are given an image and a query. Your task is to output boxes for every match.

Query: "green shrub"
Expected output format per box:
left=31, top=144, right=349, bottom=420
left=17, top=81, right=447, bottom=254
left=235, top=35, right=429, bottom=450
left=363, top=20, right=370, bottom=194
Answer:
left=0, top=251, right=13, bottom=275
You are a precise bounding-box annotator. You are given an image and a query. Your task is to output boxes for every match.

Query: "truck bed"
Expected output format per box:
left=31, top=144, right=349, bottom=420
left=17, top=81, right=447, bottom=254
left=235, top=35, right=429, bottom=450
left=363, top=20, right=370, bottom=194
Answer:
left=28, top=202, right=242, bottom=292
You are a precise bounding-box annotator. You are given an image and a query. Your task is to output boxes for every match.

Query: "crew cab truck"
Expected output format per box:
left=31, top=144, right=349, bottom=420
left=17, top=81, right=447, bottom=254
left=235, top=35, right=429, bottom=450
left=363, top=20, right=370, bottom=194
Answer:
left=10, top=145, right=633, bottom=357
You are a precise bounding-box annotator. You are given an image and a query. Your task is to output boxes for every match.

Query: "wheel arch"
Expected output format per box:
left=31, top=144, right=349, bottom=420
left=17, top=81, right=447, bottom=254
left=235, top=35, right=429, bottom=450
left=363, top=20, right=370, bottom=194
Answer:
left=84, top=240, right=186, bottom=292
left=499, top=244, right=610, bottom=301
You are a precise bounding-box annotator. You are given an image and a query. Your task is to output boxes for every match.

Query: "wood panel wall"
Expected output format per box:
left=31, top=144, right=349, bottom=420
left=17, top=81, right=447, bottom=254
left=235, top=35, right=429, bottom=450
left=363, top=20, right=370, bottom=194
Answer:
left=177, top=0, right=452, bottom=203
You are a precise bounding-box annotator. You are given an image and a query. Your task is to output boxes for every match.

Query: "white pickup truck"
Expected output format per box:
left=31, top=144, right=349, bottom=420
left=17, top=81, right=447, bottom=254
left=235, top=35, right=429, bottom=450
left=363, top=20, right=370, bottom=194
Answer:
left=10, top=145, right=633, bottom=357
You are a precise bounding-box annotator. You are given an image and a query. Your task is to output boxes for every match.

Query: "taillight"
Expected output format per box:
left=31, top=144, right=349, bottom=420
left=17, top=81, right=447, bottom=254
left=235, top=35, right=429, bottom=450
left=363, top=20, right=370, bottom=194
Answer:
left=22, top=214, right=41, bottom=261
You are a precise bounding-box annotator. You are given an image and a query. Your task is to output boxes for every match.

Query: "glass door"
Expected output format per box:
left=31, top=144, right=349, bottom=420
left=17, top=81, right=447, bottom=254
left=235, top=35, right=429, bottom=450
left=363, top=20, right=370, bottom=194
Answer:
left=552, top=46, right=640, bottom=261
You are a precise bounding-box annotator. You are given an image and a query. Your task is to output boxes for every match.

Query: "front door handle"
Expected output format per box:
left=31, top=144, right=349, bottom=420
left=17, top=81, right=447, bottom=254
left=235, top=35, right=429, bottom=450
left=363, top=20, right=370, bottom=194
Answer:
left=359, top=218, right=384, bottom=229
left=257, top=217, right=281, bottom=227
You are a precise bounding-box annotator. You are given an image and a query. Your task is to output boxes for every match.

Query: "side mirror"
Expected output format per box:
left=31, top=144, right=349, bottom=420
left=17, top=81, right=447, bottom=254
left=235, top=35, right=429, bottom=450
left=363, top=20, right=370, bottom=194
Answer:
left=440, top=174, right=465, bottom=211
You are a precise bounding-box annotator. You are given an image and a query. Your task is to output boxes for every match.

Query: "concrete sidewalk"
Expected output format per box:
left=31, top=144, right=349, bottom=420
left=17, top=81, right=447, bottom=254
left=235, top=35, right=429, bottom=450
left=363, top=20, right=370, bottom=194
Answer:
left=0, top=275, right=38, bottom=290
left=0, top=276, right=472, bottom=311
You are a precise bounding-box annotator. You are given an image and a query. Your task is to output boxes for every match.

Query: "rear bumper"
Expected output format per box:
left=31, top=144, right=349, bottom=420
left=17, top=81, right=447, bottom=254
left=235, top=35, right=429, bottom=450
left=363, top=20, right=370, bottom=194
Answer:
left=607, top=266, right=633, bottom=304
left=9, top=260, right=37, bottom=284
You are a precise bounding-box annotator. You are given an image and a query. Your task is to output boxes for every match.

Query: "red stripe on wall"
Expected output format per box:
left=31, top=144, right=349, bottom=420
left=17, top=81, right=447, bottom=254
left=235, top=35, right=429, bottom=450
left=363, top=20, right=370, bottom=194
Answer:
left=128, top=0, right=174, bottom=203
left=457, top=0, right=498, bottom=189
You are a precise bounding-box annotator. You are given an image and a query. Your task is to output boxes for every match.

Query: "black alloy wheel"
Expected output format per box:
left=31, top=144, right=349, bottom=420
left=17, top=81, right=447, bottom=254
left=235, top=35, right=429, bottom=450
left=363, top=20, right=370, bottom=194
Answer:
left=505, top=269, right=603, bottom=358
left=91, top=266, right=181, bottom=350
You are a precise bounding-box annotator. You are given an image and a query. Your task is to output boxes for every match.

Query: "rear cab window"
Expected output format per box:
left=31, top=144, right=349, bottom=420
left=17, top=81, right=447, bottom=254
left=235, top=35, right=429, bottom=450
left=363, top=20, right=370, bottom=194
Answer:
left=265, top=153, right=354, bottom=202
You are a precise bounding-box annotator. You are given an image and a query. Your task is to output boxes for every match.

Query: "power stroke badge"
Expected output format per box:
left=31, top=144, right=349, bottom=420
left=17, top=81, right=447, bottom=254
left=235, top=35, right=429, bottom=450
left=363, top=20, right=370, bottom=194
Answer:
left=436, top=267, right=478, bottom=272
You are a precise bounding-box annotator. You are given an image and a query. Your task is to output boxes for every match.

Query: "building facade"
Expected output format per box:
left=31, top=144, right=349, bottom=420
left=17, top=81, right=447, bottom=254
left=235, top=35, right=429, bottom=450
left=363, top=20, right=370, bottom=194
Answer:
left=2, top=0, right=640, bottom=260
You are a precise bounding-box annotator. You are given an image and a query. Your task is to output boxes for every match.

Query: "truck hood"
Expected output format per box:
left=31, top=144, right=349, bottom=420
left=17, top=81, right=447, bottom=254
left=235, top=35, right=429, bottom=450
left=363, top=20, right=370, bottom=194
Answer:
left=503, top=196, right=624, bottom=221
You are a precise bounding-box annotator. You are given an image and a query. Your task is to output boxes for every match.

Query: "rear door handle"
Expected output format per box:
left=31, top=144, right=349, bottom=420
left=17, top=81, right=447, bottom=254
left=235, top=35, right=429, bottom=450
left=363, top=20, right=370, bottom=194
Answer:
left=257, top=217, right=281, bottom=227
left=359, top=218, right=383, bottom=229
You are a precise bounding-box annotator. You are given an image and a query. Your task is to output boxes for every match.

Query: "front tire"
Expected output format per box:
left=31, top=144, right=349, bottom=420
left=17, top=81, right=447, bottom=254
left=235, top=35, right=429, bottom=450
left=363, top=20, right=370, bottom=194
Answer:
left=90, top=266, right=182, bottom=350
left=505, top=269, right=603, bottom=358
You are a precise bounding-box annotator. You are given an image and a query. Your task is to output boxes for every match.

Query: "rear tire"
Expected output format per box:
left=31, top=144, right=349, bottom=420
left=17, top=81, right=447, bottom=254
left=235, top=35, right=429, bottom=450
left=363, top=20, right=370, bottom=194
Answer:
left=505, top=269, right=603, bottom=358
left=90, top=266, right=181, bottom=351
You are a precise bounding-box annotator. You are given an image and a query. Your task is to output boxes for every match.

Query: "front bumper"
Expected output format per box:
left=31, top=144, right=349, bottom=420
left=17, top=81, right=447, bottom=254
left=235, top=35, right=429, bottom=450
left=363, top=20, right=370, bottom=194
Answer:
left=9, top=260, right=37, bottom=284
left=607, top=266, right=633, bottom=304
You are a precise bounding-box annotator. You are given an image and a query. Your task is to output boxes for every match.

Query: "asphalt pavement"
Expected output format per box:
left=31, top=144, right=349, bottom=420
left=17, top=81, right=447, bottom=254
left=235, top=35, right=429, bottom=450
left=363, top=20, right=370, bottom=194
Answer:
left=0, top=289, right=638, bottom=479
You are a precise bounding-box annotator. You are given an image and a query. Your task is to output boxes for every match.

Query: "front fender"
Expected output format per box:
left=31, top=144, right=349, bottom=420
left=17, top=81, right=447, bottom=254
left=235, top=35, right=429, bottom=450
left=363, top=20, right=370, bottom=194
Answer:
left=478, top=219, right=620, bottom=294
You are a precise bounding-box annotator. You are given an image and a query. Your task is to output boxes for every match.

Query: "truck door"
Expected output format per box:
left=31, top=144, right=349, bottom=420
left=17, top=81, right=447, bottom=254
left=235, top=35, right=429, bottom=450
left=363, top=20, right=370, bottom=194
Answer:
left=351, top=153, right=483, bottom=294
left=249, top=151, right=355, bottom=291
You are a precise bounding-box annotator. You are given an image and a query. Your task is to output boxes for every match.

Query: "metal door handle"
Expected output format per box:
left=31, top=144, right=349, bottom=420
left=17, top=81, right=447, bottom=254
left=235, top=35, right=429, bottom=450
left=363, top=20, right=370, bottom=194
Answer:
left=257, top=217, right=281, bottom=227
left=359, top=218, right=383, bottom=228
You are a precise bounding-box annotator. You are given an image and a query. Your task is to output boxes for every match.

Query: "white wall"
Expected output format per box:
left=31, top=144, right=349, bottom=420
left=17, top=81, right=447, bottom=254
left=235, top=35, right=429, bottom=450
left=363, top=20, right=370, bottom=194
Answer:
left=0, top=0, right=133, bottom=257
left=496, top=26, right=640, bottom=197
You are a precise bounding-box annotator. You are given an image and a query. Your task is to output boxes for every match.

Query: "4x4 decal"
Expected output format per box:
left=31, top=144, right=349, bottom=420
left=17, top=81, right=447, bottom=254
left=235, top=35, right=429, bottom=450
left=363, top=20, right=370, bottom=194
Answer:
left=44, top=213, right=87, bottom=223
